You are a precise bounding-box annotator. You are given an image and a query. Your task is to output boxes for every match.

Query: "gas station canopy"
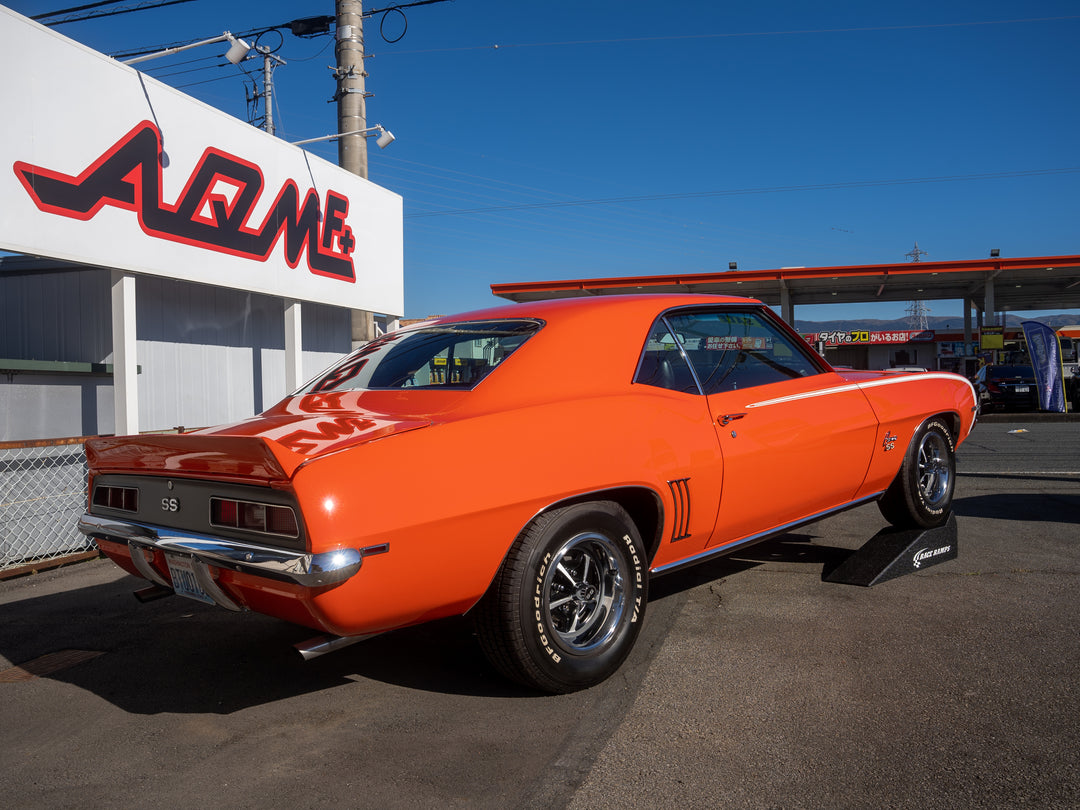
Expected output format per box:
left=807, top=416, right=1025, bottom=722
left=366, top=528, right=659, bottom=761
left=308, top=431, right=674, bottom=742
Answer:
left=491, top=254, right=1080, bottom=316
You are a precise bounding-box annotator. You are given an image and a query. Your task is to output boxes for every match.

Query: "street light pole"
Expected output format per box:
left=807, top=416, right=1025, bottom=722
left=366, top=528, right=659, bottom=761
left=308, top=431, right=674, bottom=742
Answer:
left=335, top=0, right=368, bottom=179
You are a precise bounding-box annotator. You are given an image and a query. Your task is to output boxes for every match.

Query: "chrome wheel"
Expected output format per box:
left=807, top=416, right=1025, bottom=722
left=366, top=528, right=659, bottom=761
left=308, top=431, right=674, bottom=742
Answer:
left=474, top=501, right=647, bottom=693
left=878, top=418, right=956, bottom=529
left=543, top=532, right=626, bottom=652
left=917, top=430, right=951, bottom=509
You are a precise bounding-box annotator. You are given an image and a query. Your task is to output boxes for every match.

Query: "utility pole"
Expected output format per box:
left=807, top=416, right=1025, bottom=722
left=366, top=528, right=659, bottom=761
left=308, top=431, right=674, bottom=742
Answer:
left=262, top=48, right=275, bottom=134
left=251, top=47, right=286, bottom=134
left=335, top=0, right=369, bottom=179
left=335, top=1, right=375, bottom=345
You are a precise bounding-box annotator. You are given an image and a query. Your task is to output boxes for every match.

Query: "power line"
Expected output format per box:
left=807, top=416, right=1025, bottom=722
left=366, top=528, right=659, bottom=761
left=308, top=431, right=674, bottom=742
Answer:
left=34, top=0, right=195, bottom=26
left=31, top=0, right=129, bottom=18
left=374, top=15, right=1080, bottom=55
left=367, top=0, right=453, bottom=15
left=404, top=168, right=1080, bottom=218
left=150, top=60, right=232, bottom=81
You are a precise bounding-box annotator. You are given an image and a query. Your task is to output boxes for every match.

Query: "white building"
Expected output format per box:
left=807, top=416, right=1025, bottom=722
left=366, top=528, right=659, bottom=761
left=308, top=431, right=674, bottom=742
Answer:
left=0, top=9, right=403, bottom=441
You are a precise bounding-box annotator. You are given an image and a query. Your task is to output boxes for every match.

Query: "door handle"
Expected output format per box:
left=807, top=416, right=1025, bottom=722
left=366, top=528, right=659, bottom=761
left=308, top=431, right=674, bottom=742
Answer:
left=718, top=413, right=746, bottom=426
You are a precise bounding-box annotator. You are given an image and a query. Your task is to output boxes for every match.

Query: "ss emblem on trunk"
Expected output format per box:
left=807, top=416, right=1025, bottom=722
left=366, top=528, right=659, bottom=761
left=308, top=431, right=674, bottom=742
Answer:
left=161, top=497, right=180, bottom=512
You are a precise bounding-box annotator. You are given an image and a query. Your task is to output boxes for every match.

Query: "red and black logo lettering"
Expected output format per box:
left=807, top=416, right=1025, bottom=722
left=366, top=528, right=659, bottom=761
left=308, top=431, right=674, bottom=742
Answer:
left=13, top=121, right=356, bottom=282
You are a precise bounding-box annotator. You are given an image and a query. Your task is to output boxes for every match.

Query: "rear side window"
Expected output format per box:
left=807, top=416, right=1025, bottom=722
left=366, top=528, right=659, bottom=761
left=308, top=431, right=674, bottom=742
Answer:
left=299, top=319, right=543, bottom=393
left=635, top=321, right=700, bottom=393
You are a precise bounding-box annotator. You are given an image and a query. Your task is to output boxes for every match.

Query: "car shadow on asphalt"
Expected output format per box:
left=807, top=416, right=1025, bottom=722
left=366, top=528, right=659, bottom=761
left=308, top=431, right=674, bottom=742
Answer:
left=953, top=491, right=1080, bottom=523
left=0, top=533, right=860, bottom=711
left=0, top=569, right=528, bottom=709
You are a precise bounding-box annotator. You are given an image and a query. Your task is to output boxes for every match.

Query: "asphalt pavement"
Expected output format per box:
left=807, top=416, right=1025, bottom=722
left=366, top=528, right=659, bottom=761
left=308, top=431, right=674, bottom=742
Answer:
left=1, top=419, right=1077, bottom=809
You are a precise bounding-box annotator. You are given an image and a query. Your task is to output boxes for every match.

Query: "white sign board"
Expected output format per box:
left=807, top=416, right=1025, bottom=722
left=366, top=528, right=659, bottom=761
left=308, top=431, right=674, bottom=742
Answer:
left=0, top=7, right=404, bottom=315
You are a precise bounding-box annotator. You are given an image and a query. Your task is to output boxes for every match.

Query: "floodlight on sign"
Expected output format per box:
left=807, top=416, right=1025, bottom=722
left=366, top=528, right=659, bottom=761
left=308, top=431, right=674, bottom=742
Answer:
left=291, top=125, right=397, bottom=149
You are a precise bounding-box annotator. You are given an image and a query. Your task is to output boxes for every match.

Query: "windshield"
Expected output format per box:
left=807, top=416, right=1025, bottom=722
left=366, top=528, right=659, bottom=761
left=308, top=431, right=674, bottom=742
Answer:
left=298, top=319, right=543, bottom=394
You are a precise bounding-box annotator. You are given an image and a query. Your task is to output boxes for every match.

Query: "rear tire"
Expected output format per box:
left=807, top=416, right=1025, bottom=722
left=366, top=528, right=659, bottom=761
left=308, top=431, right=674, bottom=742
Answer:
left=878, top=418, right=956, bottom=529
left=474, top=501, right=647, bottom=694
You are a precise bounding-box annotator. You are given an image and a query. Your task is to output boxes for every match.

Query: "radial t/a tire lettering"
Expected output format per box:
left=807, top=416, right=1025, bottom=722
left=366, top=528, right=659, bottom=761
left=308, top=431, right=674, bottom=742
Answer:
left=474, top=501, right=647, bottom=694
left=877, top=417, right=956, bottom=529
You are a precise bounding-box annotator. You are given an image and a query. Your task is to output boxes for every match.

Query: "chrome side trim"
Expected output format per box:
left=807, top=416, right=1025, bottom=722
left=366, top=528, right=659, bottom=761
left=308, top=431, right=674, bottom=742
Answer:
left=650, top=492, right=885, bottom=576
left=78, top=514, right=363, bottom=588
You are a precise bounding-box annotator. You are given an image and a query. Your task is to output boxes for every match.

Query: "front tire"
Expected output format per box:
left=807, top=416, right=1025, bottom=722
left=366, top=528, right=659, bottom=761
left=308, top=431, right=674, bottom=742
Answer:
left=474, top=501, right=647, bottom=694
left=877, top=418, right=956, bottom=529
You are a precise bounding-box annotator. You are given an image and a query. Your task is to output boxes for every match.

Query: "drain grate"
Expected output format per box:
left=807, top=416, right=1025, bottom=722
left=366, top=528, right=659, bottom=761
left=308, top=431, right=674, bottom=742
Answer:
left=0, top=650, right=105, bottom=682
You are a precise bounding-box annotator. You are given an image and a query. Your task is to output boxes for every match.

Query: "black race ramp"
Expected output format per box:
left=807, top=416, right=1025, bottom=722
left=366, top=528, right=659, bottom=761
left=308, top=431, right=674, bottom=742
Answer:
left=823, top=514, right=958, bottom=587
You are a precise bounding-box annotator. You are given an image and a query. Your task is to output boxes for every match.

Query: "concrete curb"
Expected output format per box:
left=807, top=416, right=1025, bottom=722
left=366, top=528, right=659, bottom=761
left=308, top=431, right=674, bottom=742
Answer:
left=976, top=411, right=1079, bottom=423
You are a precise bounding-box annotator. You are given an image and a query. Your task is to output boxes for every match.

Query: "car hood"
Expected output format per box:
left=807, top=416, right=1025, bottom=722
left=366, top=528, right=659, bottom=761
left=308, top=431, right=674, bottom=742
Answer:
left=86, top=410, right=432, bottom=483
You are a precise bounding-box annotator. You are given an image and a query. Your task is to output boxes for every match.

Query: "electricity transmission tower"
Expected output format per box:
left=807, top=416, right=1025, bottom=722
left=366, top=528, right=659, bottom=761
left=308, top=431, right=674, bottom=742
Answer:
left=905, top=241, right=928, bottom=262
left=906, top=300, right=930, bottom=330
left=904, top=242, right=930, bottom=330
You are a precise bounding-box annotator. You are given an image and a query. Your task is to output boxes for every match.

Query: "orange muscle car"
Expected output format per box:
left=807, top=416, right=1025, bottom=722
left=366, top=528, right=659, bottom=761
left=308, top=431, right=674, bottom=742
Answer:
left=79, top=294, right=978, bottom=692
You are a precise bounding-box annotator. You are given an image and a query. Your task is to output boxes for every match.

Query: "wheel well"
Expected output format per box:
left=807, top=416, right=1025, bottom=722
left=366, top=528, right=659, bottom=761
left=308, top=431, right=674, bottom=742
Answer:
left=933, top=411, right=961, bottom=441
left=543, top=487, right=664, bottom=566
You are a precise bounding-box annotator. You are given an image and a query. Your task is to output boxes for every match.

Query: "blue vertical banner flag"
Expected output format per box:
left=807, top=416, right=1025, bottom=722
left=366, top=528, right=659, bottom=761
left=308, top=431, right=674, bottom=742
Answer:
left=1021, top=321, right=1067, bottom=412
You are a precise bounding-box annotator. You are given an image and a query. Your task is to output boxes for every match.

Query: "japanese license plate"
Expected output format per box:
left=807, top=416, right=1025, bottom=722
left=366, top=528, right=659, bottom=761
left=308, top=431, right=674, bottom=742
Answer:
left=1015, top=386, right=1030, bottom=393
left=165, top=554, right=216, bottom=605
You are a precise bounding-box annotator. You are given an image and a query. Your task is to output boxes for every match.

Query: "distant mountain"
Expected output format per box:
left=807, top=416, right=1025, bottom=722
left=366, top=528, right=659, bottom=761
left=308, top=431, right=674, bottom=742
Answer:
left=794, top=313, right=1080, bottom=332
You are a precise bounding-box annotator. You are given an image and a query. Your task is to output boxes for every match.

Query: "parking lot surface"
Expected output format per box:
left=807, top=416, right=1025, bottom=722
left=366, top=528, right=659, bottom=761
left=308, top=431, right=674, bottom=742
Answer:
left=1, top=420, right=1078, bottom=808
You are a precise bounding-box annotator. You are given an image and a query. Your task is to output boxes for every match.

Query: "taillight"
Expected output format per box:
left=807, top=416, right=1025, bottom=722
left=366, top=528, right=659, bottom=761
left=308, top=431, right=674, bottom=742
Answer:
left=210, top=497, right=299, bottom=538
left=986, top=383, right=1002, bottom=393
left=92, top=485, right=139, bottom=512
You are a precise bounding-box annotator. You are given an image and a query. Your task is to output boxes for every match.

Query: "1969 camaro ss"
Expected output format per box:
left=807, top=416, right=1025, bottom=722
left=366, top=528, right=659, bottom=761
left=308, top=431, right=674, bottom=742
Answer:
left=79, top=294, right=977, bottom=692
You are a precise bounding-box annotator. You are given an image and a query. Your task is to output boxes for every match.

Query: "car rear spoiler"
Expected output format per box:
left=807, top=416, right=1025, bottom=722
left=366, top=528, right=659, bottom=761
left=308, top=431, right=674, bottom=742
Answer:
left=85, top=434, right=307, bottom=483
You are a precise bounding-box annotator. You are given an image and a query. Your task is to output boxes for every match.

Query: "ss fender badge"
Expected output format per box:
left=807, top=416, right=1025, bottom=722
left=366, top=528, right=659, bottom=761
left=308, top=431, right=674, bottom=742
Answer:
left=882, top=431, right=898, bottom=452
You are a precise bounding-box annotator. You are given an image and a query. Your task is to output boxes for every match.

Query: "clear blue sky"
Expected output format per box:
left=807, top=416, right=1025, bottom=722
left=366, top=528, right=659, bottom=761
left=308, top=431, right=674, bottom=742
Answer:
left=11, top=0, right=1080, bottom=321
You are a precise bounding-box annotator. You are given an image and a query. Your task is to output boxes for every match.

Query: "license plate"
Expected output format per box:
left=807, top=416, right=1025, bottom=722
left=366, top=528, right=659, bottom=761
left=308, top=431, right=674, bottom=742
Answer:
left=165, top=554, right=216, bottom=605
left=1015, top=386, right=1030, bottom=393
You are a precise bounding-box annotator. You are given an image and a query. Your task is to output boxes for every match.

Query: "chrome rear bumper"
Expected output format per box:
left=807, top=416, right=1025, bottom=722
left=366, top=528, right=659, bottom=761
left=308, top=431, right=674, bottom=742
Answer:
left=78, top=514, right=364, bottom=600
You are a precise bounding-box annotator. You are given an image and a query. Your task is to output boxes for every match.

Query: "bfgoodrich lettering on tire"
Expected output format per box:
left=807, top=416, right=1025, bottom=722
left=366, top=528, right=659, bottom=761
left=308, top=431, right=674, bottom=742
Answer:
left=878, top=417, right=956, bottom=529
left=474, top=501, right=647, bottom=694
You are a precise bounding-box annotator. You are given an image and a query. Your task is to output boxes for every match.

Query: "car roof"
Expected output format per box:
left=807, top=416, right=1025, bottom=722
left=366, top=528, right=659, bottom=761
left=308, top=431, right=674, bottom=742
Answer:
left=408, top=294, right=771, bottom=411
left=418, top=293, right=765, bottom=328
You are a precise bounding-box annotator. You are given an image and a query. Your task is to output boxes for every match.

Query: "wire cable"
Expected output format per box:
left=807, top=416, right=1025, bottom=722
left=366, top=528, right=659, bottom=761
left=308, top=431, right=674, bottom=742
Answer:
left=405, top=169, right=1080, bottom=218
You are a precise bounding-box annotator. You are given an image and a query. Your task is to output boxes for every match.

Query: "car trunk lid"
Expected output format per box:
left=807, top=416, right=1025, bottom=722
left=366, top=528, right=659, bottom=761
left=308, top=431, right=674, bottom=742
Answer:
left=86, top=413, right=432, bottom=483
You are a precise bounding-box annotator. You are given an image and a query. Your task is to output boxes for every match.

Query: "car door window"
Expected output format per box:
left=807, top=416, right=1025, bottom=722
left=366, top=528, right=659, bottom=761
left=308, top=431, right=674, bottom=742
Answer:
left=664, top=310, right=822, bottom=394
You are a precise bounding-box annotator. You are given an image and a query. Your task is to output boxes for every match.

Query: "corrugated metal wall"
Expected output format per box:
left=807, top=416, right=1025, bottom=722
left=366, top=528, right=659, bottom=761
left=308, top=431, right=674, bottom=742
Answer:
left=0, top=266, right=111, bottom=363
left=1, top=267, right=352, bottom=440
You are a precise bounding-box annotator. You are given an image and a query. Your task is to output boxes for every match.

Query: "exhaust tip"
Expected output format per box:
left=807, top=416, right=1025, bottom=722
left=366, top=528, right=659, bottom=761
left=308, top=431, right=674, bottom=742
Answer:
left=294, top=632, right=377, bottom=661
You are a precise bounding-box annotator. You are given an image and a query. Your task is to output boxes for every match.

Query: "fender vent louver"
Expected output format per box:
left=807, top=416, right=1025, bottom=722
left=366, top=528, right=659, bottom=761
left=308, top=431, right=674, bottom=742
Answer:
left=667, top=478, right=692, bottom=542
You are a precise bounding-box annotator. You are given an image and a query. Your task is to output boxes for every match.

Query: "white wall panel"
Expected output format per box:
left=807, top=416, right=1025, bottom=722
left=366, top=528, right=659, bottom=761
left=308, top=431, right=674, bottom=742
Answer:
left=1, top=266, right=351, bottom=439
left=0, top=268, right=111, bottom=362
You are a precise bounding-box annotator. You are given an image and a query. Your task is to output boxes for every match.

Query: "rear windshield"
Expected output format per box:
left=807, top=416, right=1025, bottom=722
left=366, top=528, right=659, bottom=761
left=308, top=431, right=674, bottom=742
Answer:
left=987, top=365, right=1034, bottom=379
left=298, top=319, right=543, bottom=394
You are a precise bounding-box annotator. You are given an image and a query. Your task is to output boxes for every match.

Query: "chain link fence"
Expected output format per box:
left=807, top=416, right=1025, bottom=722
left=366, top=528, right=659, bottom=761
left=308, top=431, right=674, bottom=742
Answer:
left=1, top=438, right=94, bottom=573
